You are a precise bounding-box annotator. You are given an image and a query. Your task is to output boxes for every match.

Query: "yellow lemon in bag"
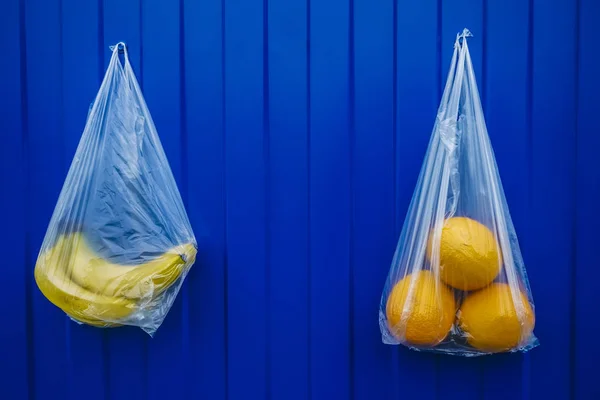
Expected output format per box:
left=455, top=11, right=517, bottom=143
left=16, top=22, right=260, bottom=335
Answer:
left=427, top=216, right=501, bottom=291
left=386, top=270, right=456, bottom=347
left=457, top=283, right=535, bottom=352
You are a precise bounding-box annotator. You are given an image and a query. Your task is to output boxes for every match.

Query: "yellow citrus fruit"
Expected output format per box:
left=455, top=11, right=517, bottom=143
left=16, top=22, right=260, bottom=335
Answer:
left=457, top=283, right=535, bottom=352
left=427, top=216, right=501, bottom=291
left=386, top=270, right=456, bottom=347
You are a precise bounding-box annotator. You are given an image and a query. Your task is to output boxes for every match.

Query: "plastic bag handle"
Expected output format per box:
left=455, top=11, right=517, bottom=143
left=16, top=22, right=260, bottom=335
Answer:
left=455, top=28, right=473, bottom=49
left=109, top=42, right=130, bottom=67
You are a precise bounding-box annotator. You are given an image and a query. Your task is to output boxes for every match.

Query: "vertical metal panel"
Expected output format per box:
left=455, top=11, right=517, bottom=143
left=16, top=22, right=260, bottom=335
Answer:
left=267, top=0, right=310, bottom=398
left=530, top=0, right=578, bottom=398
left=309, top=0, right=351, bottom=398
left=352, top=0, right=395, bottom=398
left=223, top=0, right=268, bottom=399
left=24, top=0, right=68, bottom=397
left=0, top=0, right=28, bottom=398
left=183, top=0, right=227, bottom=398
left=575, top=0, right=600, bottom=399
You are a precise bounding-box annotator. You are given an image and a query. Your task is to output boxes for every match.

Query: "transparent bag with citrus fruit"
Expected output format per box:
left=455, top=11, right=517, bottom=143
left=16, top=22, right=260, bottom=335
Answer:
left=33, top=43, right=197, bottom=336
left=379, top=30, right=539, bottom=356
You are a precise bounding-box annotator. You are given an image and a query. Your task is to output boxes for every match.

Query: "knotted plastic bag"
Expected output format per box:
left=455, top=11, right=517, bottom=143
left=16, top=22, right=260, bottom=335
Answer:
left=379, top=30, right=539, bottom=356
left=34, top=43, right=197, bottom=336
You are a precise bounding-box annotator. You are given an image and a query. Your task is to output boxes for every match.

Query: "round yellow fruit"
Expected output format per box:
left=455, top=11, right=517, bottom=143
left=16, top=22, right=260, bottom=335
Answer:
left=427, top=216, right=501, bottom=291
left=458, top=283, right=535, bottom=352
left=386, top=270, right=456, bottom=347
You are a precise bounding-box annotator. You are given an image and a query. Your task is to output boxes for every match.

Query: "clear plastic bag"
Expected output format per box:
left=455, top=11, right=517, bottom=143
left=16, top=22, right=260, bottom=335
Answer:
left=379, top=30, right=539, bottom=356
left=34, top=43, right=197, bottom=336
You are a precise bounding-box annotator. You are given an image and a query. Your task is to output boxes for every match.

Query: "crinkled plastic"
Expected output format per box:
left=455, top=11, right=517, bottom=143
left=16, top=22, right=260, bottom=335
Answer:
left=379, top=30, right=539, bottom=356
left=34, top=43, right=197, bottom=336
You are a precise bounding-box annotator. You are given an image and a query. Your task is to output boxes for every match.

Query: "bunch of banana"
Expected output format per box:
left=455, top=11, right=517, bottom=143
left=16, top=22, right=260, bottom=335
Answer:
left=34, top=232, right=197, bottom=327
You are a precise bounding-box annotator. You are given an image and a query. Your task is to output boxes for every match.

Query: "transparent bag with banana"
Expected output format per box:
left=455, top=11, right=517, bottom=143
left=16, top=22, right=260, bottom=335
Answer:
left=379, top=30, right=539, bottom=356
left=34, top=43, right=197, bottom=336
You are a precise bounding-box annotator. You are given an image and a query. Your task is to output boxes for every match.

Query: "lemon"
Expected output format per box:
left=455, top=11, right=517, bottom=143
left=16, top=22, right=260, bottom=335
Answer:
left=458, top=283, right=535, bottom=352
left=386, top=270, right=456, bottom=347
left=427, top=216, right=501, bottom=291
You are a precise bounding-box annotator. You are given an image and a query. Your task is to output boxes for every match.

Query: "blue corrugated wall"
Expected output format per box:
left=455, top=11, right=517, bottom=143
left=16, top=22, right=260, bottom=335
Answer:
left=0, top=0, right=598, bottom=399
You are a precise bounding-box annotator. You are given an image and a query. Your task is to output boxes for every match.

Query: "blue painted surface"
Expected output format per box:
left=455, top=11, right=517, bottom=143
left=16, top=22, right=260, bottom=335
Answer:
left=0, top=0, right=598, bottom=399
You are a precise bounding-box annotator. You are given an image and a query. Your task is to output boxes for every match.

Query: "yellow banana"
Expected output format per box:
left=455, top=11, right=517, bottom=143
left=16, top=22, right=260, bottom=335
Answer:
left=65, top=232, right=197, bottom=300
left=34, top=234, right=136, bottom=326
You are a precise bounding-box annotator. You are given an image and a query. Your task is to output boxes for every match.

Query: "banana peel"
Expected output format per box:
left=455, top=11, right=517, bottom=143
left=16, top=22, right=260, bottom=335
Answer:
left=66, top=232, right=197, bottom=300
left=34, top=235, right=135, bottom=326
left=34, top=232, right=197, bottom=326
